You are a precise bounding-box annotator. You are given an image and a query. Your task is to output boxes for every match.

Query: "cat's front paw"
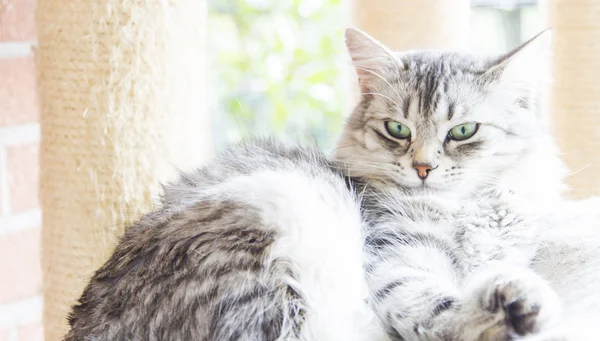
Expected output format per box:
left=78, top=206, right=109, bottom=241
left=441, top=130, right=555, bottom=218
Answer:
left=466, top=266, right=562, bottom=341
left=482, top=279, right=549, bottom=335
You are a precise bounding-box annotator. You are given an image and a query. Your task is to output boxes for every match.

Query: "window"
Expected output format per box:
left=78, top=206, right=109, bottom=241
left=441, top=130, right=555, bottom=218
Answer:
left=470, top=0, right=544, bottom=53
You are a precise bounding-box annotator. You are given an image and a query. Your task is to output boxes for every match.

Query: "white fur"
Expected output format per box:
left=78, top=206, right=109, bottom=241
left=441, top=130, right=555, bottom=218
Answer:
left=214, top=170, right=389, bottom=341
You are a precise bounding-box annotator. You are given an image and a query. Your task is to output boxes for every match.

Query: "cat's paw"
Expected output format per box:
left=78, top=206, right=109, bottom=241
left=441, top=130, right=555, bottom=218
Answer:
left=465, top=266, right=562, bottom=341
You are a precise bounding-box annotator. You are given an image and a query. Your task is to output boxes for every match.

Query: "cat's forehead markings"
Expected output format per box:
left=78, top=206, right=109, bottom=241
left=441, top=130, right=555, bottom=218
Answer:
left=416, top=67, right=446, bottom=118
left=402, top=97, right=411, bottom=119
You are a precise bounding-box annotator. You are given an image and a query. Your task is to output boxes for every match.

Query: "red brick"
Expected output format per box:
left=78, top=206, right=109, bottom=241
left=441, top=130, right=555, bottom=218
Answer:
left=6, top=143, right=39, bottom=213
left=0, top=0, right=37, bottom=41
left=0, top=162, right=3, bottom=216
left=18, top=322, right=43, bottom=341
left=0, top=228, right=42, bottom=304
left=0, top=56, right=39, bottom=126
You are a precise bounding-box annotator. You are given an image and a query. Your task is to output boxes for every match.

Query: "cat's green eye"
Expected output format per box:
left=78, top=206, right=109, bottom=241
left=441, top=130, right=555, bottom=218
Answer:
left=385, top=121, right=411, bottom=139
left=448, top=122, right=479, bottom=141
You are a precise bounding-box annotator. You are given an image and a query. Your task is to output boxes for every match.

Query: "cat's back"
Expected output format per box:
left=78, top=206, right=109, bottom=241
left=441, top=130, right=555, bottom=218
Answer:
left=160, top=138, right=341, bottom=207
left=64, top=138, right=373, bottom=341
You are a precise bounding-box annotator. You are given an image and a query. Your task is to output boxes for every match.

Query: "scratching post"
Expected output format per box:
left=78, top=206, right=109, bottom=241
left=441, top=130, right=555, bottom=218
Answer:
left=549, top=0, right=600, bottom=198
left=36, top=1, right=210, bottom=340
left=351, top=0, right=471, bottom=50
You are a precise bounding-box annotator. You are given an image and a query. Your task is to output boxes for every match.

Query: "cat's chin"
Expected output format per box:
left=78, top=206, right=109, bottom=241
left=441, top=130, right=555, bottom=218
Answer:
left=379, top=177, right=465, bottom=197
left=399, top=182, right=448, bottom=194
left=393, top=180, right=471, bottom=199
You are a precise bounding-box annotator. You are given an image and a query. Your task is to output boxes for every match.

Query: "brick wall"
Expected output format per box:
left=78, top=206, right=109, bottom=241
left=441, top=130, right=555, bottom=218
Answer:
left=0, top=0, right=44, bottom=340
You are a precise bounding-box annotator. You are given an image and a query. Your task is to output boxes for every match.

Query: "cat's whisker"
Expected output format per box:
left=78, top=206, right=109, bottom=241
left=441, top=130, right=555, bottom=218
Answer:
left=335, top=164, right=393, bottom=174
left=331, top=144, right=358, bottom=153
left=335, top=158, right=390, bottom=167
left=334, top=161, right=383, bottom=169
left=565, top=164, right=591, bottom=177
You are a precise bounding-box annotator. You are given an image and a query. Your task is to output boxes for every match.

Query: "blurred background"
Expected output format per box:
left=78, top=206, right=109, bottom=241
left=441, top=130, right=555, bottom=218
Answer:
left=0, top=0, right=591, bottom=340
left=207, top=0, right=545, bottom=151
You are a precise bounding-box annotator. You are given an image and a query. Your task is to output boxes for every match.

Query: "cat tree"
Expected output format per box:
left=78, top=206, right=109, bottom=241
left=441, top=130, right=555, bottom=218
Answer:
left=351, top=0, right=471, bottom=50
left=36, top=1, right=210, bottom=340
left=550, top=0, right=600, bottom=199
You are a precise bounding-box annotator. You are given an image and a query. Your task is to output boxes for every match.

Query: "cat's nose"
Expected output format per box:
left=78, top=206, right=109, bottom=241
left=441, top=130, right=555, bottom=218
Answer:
left=412, top=164, right=433, bottom=180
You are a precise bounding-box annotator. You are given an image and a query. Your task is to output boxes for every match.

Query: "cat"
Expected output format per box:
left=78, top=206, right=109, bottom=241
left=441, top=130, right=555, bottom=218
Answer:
left=335, top=28, right=600, bottom=341
left=62, top=28, right=600, bottom=341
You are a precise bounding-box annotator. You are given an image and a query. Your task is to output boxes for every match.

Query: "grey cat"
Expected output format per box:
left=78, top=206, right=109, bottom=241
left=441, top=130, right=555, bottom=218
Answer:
left=63, top=28, right=600, bottom=341
left=336, top=28, right=600, bottom=340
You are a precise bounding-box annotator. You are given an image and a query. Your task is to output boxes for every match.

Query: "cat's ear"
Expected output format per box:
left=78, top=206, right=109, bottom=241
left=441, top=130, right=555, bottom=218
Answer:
left=345, top=28, right=400, bottom=91
left=482, top=30, right=551, bottom=105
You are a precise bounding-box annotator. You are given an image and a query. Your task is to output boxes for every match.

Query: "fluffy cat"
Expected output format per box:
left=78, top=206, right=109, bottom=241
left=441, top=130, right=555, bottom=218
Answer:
left=335, top=28, right=600, bottom=340
left=62, top=28, right=600, bottom=341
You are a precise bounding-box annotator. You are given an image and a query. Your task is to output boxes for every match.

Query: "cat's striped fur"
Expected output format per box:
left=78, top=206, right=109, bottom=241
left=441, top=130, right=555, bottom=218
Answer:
left=63, top=29, right=600, bottom=341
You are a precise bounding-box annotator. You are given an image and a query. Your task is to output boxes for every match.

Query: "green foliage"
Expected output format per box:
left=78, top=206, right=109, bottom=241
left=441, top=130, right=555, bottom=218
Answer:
left=207, top=0, right=347, bottom=151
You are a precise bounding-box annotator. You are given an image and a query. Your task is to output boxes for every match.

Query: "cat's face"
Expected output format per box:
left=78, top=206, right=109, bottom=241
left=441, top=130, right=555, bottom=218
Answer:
left=335, top=28, right=549, bottom=196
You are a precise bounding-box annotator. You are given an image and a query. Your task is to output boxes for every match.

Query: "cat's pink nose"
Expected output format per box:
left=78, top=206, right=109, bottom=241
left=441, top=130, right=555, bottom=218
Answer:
left=413, top=164, right=433, bottom=180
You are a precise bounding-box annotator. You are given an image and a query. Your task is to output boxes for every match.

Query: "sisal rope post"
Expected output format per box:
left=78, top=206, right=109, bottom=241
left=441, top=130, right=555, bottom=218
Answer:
left=36, top=1, right=210, bottom=340
left=350, top=0, right=471, bottom=50
left=549, top=0, right=600, bottom=199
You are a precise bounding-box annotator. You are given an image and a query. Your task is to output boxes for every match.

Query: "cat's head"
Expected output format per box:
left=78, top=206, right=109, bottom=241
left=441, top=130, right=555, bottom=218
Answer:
left=335, top=28, right=559, bottom=197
